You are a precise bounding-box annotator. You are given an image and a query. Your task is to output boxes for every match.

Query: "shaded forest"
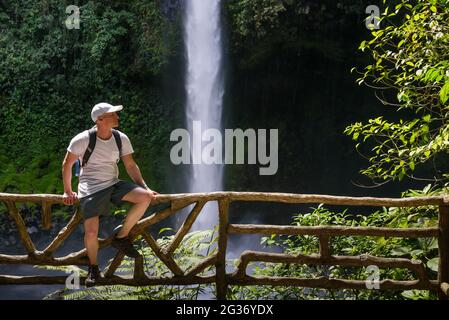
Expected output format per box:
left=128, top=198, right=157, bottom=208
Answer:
left=0, top=0, right=414, bottom=198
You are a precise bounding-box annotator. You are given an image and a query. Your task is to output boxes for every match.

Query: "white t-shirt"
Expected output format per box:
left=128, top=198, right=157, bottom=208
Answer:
left=67, top=129, right=134, bottom=198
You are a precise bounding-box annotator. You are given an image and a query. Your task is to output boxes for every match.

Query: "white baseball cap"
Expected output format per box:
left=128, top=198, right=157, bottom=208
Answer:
left=91, top=102, right=123, bottom=122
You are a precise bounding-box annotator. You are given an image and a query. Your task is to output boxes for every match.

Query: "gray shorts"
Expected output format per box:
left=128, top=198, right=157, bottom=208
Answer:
left=79, top=180, right=141, bottom=220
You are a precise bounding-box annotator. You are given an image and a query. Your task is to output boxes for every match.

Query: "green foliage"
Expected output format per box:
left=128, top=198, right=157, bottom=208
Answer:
left=42, top=228, right=218, bottom=300
left=0, top=0, right=182, bottom=195
left=229, top=184, right=444, bottom=300
left=35, top=265, right=87, bottom=276
left=227, top=0, right=286, bottom=39
left=0, top=143, right=63, bottom=194
left=226, top=0, right=365, bottom=68
left=346, top=0, right=449, bottom=183
left=33, top=184, right=447, bottom=300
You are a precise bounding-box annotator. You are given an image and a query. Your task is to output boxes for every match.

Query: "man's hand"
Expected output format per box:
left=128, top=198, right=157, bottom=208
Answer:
left=145, top=188, right=159, bottom=201
left=63, top=191, right=78, bottom=205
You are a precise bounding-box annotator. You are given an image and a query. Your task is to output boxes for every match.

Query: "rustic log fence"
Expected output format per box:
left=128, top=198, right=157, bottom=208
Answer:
left=0, top=191, right=448, bottom=300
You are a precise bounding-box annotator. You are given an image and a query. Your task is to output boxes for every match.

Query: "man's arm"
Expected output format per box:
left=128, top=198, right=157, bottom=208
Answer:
left=62, top=151, right=79, bottom=205
left=122, top=154, right=158, bottom=196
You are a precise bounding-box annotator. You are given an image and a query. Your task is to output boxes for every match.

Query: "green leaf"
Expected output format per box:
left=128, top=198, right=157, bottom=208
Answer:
left=426, top=257, right=439, bottom=272
left=391, top=246, right=411, bottom=256
left=429, top=238, right=439, bottom=250
left=402, top=290, right=429, bottom=300
left=439, top=82, right=449, bottom=104
left=158, top=227, right=174, bottom=235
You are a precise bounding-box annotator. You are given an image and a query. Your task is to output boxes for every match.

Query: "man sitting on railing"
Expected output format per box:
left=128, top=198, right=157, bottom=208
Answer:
left=61, top=102, right=158, bottom=287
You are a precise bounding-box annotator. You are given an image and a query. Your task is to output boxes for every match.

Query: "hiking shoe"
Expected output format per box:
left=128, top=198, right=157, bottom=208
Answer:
left=111, top=234, right=141, bottom=258
left=85, top=265, right=101, bottom=288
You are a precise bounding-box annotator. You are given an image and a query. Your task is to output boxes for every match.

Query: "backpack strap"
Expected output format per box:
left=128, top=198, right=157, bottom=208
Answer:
left=80, top=128, right=123, bottom=168
left=112, top=129, right=123, bottom=158
left=81, top=128, right=97, bottom=167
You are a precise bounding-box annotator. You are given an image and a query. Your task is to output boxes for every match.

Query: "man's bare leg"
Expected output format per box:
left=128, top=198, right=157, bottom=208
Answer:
left=116, top=188, right=152, bottom=238
left=84, top=216, right=99, bottom=265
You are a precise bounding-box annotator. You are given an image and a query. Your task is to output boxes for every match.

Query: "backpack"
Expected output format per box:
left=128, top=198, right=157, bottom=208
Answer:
left=74, top=128, right=122, bottom=177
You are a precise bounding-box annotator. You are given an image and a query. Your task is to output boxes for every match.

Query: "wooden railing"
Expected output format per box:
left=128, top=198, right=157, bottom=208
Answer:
left=0, top=192, right=448, bottom=300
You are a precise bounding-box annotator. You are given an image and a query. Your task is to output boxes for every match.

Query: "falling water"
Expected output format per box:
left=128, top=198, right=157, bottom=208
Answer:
left=184, top=0, right=224, bottom=230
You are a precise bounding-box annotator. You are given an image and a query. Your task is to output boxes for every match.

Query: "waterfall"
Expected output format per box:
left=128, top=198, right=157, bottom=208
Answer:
left=183, top=0, right=224, bottom=230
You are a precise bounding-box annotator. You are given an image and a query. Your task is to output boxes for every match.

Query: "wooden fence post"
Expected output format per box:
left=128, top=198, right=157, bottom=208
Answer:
left=41, top=201, right=52, bottom=230
left=438, top=205, right=449, bottom=300
left=216, top=198, right=229, bottom=300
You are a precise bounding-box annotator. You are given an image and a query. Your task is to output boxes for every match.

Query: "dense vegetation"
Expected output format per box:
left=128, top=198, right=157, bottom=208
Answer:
left=1, top=0, right=448, bottom=300
left=245, top=0, right=449, bottom=300
left=43, top=228, right=218, bottom=300
left=346, top=0, right=449, bottom=185
left=0, top=0, right=392, bottom=196
left=0, top=0, right=181, bottom=194
left=234, top=184, right=444, bottom=300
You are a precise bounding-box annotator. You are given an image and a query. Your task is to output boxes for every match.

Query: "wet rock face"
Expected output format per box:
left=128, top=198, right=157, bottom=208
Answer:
left=161, top=0, right=184, bottom=20
left=0, top=209, right=51, bottom=252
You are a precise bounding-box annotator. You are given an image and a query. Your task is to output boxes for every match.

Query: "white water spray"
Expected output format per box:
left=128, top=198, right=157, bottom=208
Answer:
left=183, top=0, right=225, bottom=230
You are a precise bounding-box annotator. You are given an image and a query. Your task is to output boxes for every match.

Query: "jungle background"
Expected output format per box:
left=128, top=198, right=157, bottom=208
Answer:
left=0, top=0, right=448, bottom=300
